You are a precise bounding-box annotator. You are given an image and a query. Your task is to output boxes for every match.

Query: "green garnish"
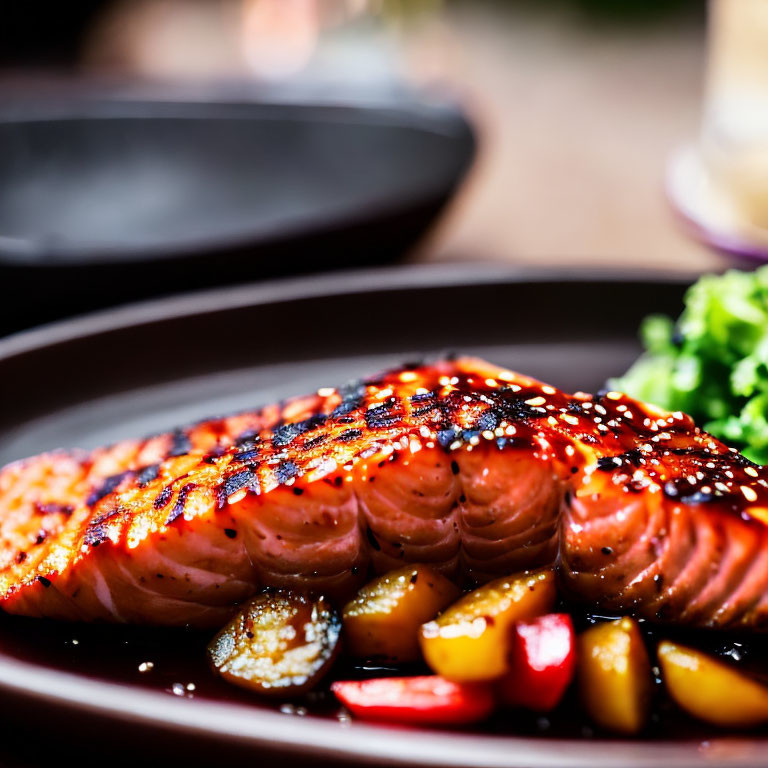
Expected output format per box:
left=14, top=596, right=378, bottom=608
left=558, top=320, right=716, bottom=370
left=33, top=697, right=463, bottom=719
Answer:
left=612, top=267, right=768, bottom=465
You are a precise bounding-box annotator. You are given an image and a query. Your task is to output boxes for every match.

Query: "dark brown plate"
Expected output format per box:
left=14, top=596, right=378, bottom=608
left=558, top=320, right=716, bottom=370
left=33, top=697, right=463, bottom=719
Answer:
left=0, top=265, right=764, bottom=767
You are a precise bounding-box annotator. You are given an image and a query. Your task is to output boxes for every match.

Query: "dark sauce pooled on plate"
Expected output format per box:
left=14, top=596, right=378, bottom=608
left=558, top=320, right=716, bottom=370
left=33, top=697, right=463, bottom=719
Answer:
left=1, top=608, right=767, bottom=741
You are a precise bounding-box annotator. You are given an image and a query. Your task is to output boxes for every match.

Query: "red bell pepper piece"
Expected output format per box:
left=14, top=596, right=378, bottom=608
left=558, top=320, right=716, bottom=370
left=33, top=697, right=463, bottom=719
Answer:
left=331, top=676, right=495, bottom=725
left=498, top=613, right=576, bottom=712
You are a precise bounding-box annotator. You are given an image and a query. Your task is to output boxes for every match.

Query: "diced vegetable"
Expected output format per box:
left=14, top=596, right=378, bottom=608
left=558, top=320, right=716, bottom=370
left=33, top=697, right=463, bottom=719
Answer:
left=498, top=613, right=576, bottom=712
left=208, top=589, right=340, bottom=696
left=577, top=617, right=651, bottom=734
left=658, top=641, right=768, bottom=727
left=331, top=676, right=495, bottom=725
left=419, top=569, right=556, bottom=682
left=343, top=564, right=459, bottom=662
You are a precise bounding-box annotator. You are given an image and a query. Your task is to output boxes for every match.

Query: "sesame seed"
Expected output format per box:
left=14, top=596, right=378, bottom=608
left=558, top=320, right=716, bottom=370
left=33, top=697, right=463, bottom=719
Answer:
left=742, top=486, right=758, bottom=502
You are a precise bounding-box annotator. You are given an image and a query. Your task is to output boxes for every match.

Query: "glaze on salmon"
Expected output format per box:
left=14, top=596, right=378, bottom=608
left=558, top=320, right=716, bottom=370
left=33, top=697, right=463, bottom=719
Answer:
left=1, top=357, right=767, bottom=629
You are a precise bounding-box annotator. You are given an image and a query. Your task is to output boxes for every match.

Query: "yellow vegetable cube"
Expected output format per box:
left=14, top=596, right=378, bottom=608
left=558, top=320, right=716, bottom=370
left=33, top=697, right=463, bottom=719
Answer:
left=658, top=641, right=768, bottom=728
left=419, top=569, right=556, bottom=681
left=577, top=617, right=651, bottom=734
left=343, top=564, right=459, bottom=662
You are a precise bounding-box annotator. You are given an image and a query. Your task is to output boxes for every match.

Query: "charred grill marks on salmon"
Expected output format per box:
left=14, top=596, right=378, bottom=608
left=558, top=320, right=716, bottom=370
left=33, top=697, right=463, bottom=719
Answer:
left=2, top=357, right=768, bottom=629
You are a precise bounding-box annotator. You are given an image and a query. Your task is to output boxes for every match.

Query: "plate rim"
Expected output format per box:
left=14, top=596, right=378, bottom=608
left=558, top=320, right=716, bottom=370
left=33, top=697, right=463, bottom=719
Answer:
left=0, top=264, right=691, bottom=360
left=0, top=646, right=762, bottom=768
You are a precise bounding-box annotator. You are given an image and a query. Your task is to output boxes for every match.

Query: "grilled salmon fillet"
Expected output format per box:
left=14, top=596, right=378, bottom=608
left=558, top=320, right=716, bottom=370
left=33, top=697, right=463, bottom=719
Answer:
left=1, top=357, right=767, bottom=629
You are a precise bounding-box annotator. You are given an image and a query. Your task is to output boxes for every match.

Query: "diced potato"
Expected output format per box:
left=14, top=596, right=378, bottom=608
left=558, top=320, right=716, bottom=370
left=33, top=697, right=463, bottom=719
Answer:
left=208, top=589, right=340, bottom=696
left=577, top=617, right=651, bottom=734
left=343, top=564, right=459, bottom=662
left=419, top=569, right=556, bottom=682
left=658, top=641, right=768, bottom=728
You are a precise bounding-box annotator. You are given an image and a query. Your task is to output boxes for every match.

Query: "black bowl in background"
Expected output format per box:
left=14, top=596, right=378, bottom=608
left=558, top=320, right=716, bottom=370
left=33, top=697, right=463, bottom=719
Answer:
left=0, top=90, right=475, bottom=334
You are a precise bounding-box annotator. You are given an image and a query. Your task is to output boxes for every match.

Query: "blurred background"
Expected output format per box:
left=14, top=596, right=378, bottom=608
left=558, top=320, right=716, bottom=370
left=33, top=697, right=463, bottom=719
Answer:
left=0, top=0, right=753, bottom=334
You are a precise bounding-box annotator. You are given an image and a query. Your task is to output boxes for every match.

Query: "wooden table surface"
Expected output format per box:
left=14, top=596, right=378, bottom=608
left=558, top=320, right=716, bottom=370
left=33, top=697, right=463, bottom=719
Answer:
left=79, top=1, right=738, bottom=278
left=403, top=4, right=734, bottom=277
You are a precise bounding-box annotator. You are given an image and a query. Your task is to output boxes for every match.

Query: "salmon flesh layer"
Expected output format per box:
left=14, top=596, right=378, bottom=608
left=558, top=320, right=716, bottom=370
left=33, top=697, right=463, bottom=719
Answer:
left=1, top=357, right=767, bottom=629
